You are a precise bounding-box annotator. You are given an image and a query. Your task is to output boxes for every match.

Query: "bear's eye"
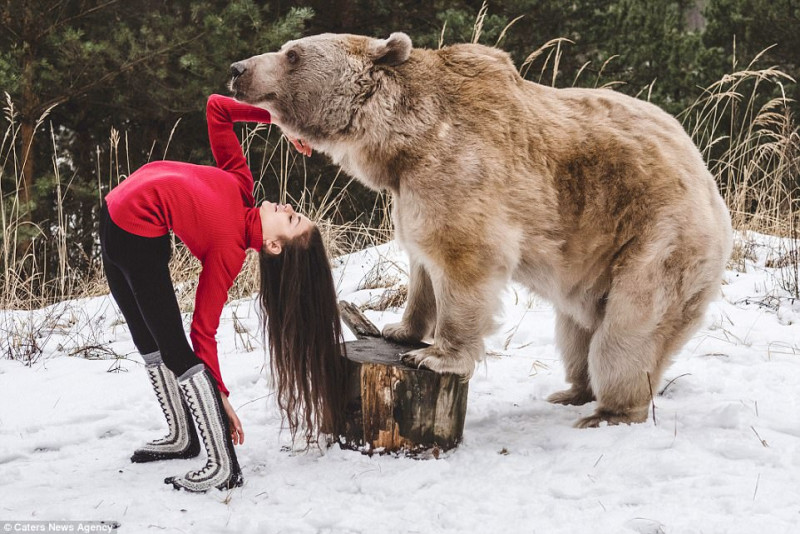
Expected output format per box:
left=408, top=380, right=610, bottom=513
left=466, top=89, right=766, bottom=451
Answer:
left=286, top=49, right=299, bottom=65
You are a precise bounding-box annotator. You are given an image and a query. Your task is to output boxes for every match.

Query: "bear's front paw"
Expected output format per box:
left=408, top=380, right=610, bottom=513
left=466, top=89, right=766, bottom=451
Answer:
left=401, top=346, right=475, bottom=379
left=382, top=321, right=423, bottom=344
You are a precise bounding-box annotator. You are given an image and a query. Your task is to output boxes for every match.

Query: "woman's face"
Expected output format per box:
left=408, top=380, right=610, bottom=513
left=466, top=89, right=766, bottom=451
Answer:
left=259, top=201, right=313, bottom=254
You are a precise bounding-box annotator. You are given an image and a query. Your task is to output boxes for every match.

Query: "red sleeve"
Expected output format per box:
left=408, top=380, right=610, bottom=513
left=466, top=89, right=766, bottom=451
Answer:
left=189, top=249, right=246, bottom=397
left=206, top=94, right=272, bottom=207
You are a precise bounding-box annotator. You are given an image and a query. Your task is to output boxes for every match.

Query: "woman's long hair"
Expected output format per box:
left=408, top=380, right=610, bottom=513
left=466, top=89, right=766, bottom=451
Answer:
left=258, top=225, right=347, bottom=444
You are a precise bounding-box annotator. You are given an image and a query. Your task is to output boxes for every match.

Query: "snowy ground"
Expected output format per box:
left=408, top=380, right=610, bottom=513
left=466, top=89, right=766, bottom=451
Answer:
left=1, top=233, right=799, bottom=534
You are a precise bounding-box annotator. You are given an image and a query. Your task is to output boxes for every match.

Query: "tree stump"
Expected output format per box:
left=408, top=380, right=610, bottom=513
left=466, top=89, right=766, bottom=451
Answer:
left=338, top=302, right=469, bottom=455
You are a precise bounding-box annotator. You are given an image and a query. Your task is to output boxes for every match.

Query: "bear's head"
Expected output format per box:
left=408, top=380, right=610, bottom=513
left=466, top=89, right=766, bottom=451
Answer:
left=230, top=33, right=412, bottom=143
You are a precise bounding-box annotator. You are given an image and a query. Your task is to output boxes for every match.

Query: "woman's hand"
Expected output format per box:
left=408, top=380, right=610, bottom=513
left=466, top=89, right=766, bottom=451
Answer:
left=220, top=394, right=245, bottom=445
left=288, top=136, right=312, bottom=157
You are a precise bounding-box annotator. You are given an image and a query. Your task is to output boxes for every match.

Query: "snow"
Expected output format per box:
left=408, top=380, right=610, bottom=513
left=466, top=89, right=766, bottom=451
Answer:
left=1, top=233, right=799, bottom=533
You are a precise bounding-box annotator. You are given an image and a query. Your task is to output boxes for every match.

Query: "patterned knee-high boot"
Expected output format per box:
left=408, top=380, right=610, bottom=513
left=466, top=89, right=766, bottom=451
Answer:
left=166, top=364, right=243, bottom=492
left=131, top=351, right=200, bottom=463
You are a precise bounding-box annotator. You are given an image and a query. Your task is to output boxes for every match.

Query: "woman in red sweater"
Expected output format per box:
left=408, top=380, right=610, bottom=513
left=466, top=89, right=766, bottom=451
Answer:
left=101, top=94, right=346, bottom=492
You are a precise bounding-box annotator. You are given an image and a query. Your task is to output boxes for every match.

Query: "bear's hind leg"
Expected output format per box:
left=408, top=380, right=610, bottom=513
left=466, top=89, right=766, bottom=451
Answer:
left=547, top=312, right=595, bottom=406
left=574, top=260, right=667, bottom=428
left=574, top=320, right=657, bottom=428
left=574, top=235, right=725, bottom=428
left=576, top=276, right=720, bottom=427
left=383, top=258, right=436, bottom=344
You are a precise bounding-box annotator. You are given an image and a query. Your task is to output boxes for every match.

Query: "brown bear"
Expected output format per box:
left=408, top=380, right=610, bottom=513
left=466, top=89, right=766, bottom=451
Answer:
left=230, top=33, right=733, bottom=428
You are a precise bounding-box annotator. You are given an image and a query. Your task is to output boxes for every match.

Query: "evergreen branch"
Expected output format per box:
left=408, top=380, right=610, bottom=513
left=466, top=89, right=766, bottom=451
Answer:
left=36, top=0, right=120, bottom=41
left=33, top=32, right=207, bottom=115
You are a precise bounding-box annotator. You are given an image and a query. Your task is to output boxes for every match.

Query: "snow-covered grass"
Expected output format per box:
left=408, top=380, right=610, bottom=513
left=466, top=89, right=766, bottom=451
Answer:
left=1, top=234, right=799, bottom=534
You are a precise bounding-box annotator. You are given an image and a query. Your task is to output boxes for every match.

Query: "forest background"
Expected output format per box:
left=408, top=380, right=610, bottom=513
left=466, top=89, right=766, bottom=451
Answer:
left=1, top=0, right=798, bottom=308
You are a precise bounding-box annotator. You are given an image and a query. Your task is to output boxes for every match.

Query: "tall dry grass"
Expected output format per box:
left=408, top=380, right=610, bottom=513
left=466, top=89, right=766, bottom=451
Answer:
left=1, top=94, right=104, bottom=311
left=680, top=49, right=800, bottom=237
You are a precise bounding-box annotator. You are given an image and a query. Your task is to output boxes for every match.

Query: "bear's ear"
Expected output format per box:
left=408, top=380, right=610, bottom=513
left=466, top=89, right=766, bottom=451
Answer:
left=369, top=32, right=412, bottom=67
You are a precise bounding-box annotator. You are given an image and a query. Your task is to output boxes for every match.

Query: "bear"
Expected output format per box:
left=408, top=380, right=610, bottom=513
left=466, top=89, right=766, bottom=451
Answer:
left=229, top=32, right=733, bottom=428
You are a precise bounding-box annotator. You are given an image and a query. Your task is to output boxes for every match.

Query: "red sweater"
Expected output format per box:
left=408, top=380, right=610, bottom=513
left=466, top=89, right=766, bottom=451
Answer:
left=105, top=95, right=272, bottom=396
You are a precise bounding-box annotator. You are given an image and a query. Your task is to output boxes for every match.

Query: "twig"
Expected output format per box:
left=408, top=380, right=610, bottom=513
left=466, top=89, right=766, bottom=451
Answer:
left=751, top=426, right=769, bottom=447
left=647, top=372, right=657, bottom=426
left=659, top=373, right=692, bottom=396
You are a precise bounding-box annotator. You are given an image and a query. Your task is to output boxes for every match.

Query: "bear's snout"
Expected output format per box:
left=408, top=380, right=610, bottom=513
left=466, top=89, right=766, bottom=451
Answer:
left=228, top=53, right=281, bottom=103
left=228, top=61, right=251, bottom=99
left=230, top=62, right=246, bottom=79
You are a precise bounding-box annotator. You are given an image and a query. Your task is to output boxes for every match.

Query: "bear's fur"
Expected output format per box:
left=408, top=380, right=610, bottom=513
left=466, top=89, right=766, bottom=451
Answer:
left=231, top=33, right=733, bottom=427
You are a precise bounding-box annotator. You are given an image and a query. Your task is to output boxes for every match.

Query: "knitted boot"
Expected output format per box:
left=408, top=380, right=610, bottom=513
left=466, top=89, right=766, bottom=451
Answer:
left=165, top=364, right=243, bottom=492
left=130, top=351, right=200, bottom=463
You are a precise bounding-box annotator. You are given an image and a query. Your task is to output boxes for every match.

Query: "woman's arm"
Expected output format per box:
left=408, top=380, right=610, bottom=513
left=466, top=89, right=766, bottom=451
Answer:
left=206, top=94, right=312, bottom=203
left=189, top=250, right=245, bottom=398
left=206, top=94, right=272, bottom=206
left=191, top=250, right=247, bottom=443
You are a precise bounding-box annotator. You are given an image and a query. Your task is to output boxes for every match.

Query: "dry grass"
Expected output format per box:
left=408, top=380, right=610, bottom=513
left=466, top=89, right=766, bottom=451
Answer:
left=1, top=94, right=106, bottom=311
left=362, top=284, right=408, bottom=312
left=728, top=233, right=759, bottom=273
left=678, top=51, right=799, bottom=297
left=680, top=50, right=800, bottom=238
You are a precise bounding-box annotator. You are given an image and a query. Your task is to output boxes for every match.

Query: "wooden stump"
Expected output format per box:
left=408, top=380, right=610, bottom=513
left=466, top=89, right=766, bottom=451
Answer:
left=338, top=303, right=469, bottom=455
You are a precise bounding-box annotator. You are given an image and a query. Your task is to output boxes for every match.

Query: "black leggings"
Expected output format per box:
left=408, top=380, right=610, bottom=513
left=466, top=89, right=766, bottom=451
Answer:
left=100, top=204, right=201, bottom=376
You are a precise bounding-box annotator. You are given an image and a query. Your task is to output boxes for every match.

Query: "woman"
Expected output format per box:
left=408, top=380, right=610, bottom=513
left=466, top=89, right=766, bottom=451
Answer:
left=101, top=94, right=347, bottom=493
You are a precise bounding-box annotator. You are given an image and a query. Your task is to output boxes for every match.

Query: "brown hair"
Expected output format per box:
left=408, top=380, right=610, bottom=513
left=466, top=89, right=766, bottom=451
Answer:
left=258, top=225, right=347, bottom=444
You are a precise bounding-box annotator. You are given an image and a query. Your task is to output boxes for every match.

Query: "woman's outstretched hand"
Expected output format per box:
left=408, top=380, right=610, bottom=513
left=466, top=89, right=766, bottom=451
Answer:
left=288, top=136, right=312, bottom=157
left=220, top=394, right=245, bottom=445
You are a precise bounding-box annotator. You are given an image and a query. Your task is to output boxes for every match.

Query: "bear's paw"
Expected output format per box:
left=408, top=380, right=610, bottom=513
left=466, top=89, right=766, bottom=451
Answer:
left=547, top=387, right=595, bottom=406
left=382, top=321, right=424, bottom=344
left=401, top=346, right=475, bottom=379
